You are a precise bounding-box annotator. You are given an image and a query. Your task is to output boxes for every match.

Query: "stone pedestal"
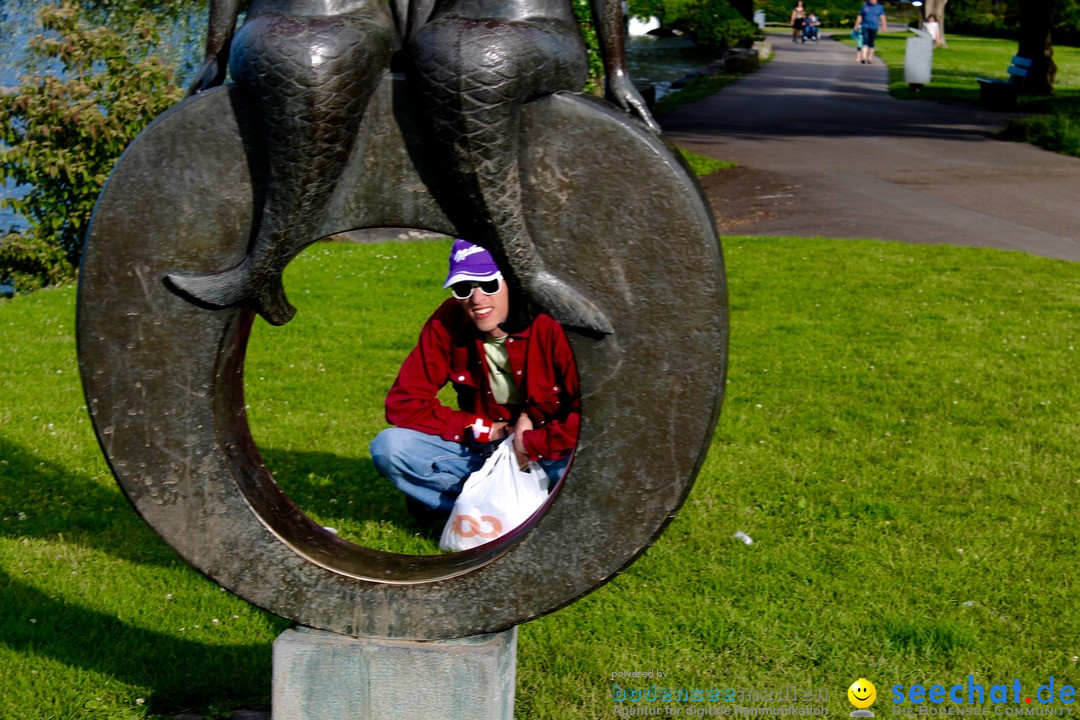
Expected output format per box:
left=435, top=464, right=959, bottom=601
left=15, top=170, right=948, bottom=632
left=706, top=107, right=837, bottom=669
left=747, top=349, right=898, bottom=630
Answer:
left=272, top=626, right=517, bottom=720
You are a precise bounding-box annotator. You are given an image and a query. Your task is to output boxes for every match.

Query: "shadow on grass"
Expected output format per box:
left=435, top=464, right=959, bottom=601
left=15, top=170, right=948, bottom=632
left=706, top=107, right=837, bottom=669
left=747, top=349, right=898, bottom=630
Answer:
left=0, top=438, right=425, bottom=711
left=0, top=437, right=180, bottom=568
left=0, top=564, right=282, bottom=712
left=0, top=431, right=428, bottom=559
left=258, top=447, right=430, bottom=536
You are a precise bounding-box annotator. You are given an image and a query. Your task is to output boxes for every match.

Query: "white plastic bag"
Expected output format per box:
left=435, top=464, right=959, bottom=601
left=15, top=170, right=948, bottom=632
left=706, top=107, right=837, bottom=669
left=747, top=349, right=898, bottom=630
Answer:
left=439, top=434, right=551, bottom=552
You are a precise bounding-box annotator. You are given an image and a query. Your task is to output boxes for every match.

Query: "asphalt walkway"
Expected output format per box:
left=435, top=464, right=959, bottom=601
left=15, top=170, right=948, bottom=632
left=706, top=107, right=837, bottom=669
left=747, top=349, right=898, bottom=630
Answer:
left=662, top=31, right=1080, bottom=263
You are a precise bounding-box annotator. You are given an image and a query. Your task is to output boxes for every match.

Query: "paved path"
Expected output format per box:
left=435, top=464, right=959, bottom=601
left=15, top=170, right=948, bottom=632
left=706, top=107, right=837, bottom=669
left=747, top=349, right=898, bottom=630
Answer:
left=662, top=32, right=1080, bottom=263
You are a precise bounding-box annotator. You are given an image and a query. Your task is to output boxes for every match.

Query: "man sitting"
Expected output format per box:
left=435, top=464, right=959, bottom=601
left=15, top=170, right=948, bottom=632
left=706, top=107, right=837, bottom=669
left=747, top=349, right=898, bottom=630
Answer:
left=370, top=239, right=579, bottom=523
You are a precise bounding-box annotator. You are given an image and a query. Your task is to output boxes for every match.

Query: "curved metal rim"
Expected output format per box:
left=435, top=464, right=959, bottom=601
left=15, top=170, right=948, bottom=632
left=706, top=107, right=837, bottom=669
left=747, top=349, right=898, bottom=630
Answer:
left=77, top=82, right=727, bottom=637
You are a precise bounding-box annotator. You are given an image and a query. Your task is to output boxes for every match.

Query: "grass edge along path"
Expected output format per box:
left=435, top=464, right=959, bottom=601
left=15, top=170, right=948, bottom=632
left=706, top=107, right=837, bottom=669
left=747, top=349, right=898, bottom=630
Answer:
left=835, top=31, right=1080, bottom=158
left=654, top=46, right=773, bottom=117
left=1, top=237, right=1078, bottom=719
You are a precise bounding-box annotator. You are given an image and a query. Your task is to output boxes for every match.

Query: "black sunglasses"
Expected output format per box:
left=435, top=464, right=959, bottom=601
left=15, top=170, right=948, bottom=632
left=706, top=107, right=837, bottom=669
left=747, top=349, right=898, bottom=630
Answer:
left=450, top=276, right=501, bottom=300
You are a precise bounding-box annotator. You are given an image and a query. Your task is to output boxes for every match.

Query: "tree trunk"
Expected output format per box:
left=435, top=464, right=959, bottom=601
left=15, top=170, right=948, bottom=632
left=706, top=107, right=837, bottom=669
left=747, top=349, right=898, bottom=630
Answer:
left=1017, top=0, right=1055, bottom=95
left=729, top=0, right=754, bottom=24
left=925, top=0, right=948, bottom=48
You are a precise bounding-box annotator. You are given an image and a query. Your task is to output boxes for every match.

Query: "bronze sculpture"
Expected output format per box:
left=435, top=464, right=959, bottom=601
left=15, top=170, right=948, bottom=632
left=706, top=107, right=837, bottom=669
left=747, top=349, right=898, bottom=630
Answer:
left=166, top=0, right=658, bottom=333
left=78, top=0, right=727, bottom=639
left=166, top=0, right=398, bottom=325
left=407, top=0, right=658, bottom=333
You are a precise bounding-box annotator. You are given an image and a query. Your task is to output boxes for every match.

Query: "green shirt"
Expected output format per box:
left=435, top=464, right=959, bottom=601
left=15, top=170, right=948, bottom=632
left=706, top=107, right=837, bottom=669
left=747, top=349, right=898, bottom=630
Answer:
left=483, top=335, right=520, bottom=406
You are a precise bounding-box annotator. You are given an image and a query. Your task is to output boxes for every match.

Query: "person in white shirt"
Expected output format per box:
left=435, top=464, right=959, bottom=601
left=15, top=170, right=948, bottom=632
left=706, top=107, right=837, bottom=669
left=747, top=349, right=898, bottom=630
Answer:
left=924, top=14, right=942, bottom=46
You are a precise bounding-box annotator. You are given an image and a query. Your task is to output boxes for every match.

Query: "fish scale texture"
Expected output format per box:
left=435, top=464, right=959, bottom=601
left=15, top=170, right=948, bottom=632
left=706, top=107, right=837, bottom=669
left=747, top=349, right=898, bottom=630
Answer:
left=168, top=12, right=393, bottom=325
left=232, top=15, right=390, bottom=234
left=407, top=17, right=611, bottom=332
left=409, top=18, right=587, bottom=282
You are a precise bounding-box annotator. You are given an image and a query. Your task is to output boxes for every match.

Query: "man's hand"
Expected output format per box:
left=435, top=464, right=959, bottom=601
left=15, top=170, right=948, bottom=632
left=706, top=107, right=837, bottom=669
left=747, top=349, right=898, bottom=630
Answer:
left=513, top=415, right=533, bottom=469
left=489, top=421, right=509, bottom=442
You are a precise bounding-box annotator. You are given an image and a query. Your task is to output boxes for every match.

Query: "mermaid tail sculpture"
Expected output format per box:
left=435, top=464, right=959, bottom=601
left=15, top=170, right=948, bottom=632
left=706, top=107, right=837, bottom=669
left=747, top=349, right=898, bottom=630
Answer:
left=167, top=0, right=396, bottom=325
left=169, top=0, right=655, bottom=330
left=409, top=1, right=654, bottom=335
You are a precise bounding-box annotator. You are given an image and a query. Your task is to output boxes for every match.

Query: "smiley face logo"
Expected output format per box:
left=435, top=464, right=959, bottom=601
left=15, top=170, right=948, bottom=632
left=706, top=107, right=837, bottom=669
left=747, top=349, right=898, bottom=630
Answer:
left=848, top=678, right=877, bottom=709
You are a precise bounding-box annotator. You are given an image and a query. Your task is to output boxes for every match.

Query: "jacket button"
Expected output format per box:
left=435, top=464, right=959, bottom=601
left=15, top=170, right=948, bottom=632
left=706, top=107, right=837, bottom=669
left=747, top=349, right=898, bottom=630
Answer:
left=552, top=386, right=559, bottom=392
left=507, top=338, right=514, bottom=343
left=454, top=435, right=460, bottom=441
left=458, top=375, right=465, bottom=382
left=516, top=370, right=522, bottom=376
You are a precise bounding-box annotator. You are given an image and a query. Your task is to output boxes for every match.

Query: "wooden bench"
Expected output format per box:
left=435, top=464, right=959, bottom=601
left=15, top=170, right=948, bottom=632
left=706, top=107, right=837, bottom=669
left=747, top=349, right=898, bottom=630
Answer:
left=976, top=56, right=1032, bottom=109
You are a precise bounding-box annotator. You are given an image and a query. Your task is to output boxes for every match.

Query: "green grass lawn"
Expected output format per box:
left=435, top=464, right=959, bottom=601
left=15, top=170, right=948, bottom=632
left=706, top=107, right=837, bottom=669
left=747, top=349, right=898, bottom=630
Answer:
left=836, top=31, right=1080, bottom=156
left=2, top=237, right=1079, bottom=719
left=870, top=33, right=1080, bottom=108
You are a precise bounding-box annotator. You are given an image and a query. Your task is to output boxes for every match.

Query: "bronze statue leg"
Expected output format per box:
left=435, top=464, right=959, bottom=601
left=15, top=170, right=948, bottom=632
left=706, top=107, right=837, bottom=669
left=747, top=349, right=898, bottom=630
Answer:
left=409, top=16, right=614, bottom=334
left=168, top=6, right=395, bottom=325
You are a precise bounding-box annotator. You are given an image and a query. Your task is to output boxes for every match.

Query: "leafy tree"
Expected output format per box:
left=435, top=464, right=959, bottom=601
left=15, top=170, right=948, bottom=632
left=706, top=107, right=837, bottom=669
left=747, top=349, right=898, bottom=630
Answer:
left=3, top=0, right=203, bottom=25
left=756, top=0, right=860, bottom=28
left=947, top=0, right=1058, bottom=93
left=629, top=0, right=756, bottom=48
left=0, top=1, right=183, bottom=291
left=572, top=0, right=605, bottom=94
left=674, top=2, right=757, bottom=50
left=628, top=0, right=671, bottom=23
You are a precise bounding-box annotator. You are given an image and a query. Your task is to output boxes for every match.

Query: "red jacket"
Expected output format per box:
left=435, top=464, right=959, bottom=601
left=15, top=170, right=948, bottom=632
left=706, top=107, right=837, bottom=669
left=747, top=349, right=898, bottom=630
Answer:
left=385, top=299, right=579, bottom=461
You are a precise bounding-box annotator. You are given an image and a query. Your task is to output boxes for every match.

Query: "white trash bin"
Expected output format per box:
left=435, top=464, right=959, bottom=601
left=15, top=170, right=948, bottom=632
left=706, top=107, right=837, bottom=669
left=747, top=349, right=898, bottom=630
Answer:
left=904, top=27, right=934, bottom=89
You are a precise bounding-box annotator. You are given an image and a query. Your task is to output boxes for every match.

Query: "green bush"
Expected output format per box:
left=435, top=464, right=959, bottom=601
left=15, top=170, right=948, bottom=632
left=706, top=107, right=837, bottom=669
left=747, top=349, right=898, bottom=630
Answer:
left=946, top=0, right=1080, bottom=44
left=631, top=0, right=757, bottom=49
left=948, top=5, right=1014, bottom=38
left=672, top=2, right=757, bottom=50
left=0, top=231, right=72, bottom=292
left=757, top=0, right=860, bottom=28
left=0, top=1, right=183, bottom=292
left=1000, top=112, right=1080, bottom=157
left=572, top=0, right=605, bottom=94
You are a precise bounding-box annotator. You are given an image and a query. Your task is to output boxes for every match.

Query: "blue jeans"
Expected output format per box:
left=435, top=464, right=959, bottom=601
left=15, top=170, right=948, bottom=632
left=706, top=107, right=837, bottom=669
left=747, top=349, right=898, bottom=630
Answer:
left=370, top=427, right=570, bottom=515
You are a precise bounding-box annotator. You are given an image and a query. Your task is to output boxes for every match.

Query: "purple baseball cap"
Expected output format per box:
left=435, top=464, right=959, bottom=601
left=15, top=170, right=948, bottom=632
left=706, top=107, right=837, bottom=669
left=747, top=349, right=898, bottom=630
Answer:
left=444, top=238, right=501, bottom=288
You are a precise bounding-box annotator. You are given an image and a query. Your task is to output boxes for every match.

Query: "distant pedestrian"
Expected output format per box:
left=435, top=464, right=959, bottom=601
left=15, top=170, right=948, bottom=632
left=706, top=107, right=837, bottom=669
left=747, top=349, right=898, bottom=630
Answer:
left=803, top=12, right=821, bottom=42
left=854, top=0, right=887, bottom=64
left=924, top=14, right=941, bottom=46
left=790, top=1, right=807, bottom=43
left=851, top=25, right=864, bottom=59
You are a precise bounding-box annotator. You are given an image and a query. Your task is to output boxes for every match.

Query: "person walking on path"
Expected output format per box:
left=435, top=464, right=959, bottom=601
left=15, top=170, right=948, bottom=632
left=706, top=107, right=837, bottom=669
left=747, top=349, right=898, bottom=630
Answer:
left=790, top=1, right=807, bottom=43
left=854, top=0, right=887, bottom=64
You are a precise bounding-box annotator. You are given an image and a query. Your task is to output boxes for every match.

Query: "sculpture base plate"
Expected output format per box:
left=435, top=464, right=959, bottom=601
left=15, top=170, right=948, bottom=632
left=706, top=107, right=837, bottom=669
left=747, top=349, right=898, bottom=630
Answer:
left=272, top=626, right=517, bottom=720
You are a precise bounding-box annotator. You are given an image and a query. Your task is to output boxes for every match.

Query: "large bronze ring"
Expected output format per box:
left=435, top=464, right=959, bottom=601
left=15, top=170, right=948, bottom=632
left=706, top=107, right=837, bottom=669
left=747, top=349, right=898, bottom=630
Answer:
left=77, top=76, right=727, bottom=639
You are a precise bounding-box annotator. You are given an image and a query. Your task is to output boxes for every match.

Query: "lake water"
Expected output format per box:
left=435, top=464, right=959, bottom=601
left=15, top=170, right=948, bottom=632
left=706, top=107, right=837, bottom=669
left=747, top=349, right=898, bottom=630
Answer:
left=626, top=34, right=722, bottom=89
left=1, top=3, right=34, bottom=232
left=0, top=13, right=716, bottom=234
